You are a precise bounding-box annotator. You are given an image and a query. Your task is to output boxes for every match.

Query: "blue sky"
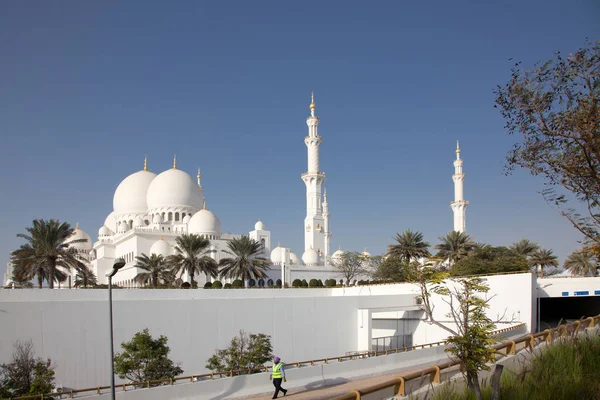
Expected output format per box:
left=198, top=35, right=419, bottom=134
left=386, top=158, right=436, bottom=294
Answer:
left=1, top=1, right=598, bottom=279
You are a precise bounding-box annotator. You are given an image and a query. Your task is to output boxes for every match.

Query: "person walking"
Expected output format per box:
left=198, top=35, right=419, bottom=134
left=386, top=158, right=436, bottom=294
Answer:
left=269, top=356, right=287, bottom=398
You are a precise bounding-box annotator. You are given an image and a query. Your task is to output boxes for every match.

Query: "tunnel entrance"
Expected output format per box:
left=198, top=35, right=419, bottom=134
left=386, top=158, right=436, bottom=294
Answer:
left=538, top=296, right=600, bottom=331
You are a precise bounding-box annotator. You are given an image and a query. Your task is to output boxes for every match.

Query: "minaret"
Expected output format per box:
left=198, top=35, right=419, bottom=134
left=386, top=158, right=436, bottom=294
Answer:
left=322, top=188, right=331, bottom=264
left=197, top=168, right=206, bottom=205
left=302, top=93, right=326, bottom=260
left=450, top=141, right=469, bottom=232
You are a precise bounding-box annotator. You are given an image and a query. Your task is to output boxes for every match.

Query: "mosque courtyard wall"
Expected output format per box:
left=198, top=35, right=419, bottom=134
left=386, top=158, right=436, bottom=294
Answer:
left=0, top=273, right=533, bottom=391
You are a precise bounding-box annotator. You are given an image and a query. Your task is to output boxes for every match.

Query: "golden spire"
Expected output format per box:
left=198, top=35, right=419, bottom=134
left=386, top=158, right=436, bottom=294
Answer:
left=173, top=154, right=177, bottom=169
left=143, top=156, right=148, bottom=171
left=75, top=222, right=79, bottom=229
left=310, top=91, right=316, bottom=110
left=203, top=199, right=207, bottom=210
left=277, top=242, right=281, bottom=247
left=324, top=187, right=327, bottom=199
left=456, top=140, right=460, bottom=153
left=197, top=168, right=201, bottom=180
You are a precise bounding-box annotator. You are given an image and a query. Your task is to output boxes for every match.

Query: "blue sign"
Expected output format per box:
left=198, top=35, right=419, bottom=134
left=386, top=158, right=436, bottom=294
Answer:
left=595, top=290, right=600, bottom=295
left=562, top=292, right=569, bottom=296
left=574, top=291, right=589, bottom=296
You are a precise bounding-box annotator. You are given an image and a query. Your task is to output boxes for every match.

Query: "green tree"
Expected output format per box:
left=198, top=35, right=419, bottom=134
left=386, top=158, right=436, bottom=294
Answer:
left=386, top=229, right=431, bottom=262
left=113, top=328, right=183, bottom=384
left=435, top=231, right=477, bottom=267
left=219, top=236, right=271, bottom=288
left=509, top=239, right=540, bottom=259
left=10, top=219, right=88, bottom=288
left=331, top=251, right=368, bottom=285
left=0, top=340, right=55, bottom=398
left=205, top=330, right=273, bottom=373
left=451, top=246, right=529, bottom=276
left=529, top=248, right=559, bottom=278
left=168, top=233, right=218, bottom=288
left=495, top=40, right=600, bottom=246
left=373, top=256, right=410, bottom=282
left=134, top=254, right=170, bottom=288
left=74, top=264, right=98, bottom=288
left=564, top=250, right=598, bottom=276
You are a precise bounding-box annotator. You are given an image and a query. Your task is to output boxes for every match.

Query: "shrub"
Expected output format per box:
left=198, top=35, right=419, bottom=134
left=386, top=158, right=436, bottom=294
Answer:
left=232, top=279, right=243, bottom=288
left=224, top=283, right=232, bottom=289
left=258, top=279, right=265, bottom=287
left=181, top=282, right=191, bottom=289
left=206, top=330, right=273, bottom=374
left=292, top=279, right=303, bottom=288
left=301, top=279, right=308, bottom=288
left=0, top=340, right=56, bottom=398
left=318, top=279, right=324, bottom=287
left=114, top=329, right=183, bottom=384
left=204, top=282, right=213, bottom=289
left=309, top=279, right=319, bottom=287
left=267, top=279, right=274, bottom=287
left=325, top=279, right=337, bottom=287
left=211, top=281, right=223, bottom=289
left=276, top=279, right=282, bottom=286
left=248, top=279, right=256, bottom=287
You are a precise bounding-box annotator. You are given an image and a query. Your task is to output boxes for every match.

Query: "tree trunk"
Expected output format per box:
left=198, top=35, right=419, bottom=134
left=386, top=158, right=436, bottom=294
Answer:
left=48, top=264, right=55, bottom=288
left=190, top=271, right=195, bottom=288
left=37, top=274, right=43, bottom=289
left=467, top=372, right=483, bottom=400
left=491, top=364, right=504, bottom=400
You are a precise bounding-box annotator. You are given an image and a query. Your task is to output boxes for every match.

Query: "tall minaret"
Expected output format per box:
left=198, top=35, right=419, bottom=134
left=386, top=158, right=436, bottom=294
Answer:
left=322, top=188, right=331, bottom=264
left=450, top=141, right=469, bottom=232
left=302, top=93, right=326, bottom=259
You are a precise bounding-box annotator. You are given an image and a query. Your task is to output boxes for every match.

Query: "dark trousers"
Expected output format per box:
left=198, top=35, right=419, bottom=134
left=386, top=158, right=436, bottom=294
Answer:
left=272, top=377, right=286, bottom=398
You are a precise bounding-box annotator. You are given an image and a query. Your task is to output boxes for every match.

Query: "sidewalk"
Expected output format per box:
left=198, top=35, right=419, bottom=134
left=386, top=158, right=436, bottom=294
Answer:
left=231, top=361, right=442, bottom=400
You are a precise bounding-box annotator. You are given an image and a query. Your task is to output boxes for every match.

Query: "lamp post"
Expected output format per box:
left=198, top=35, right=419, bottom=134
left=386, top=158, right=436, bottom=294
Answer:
left=108, top=258, right=125, bottom=400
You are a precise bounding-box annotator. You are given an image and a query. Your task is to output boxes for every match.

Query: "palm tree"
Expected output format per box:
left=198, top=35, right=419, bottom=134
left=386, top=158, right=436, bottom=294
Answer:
left=434, top=231, right=477, bottom=267
left=219, top=236, right=271, bottom=287
left=168, top=234, right=218, bottom=287
left=74, top=264, right=98, bottom=288
left=510, top=239, right=540, bottom=259
left=529, top=248, right=558, bottom=278
left=564, top=250, right=598, bottom=276
left=134, top=254, right=170, bottom=288
left=10, top=219, right=87, bottom=288
left=387, top=229, right=431, bottom=262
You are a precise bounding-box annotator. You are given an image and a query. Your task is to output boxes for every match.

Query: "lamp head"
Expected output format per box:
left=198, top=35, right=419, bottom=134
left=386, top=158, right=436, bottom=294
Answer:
left=109, top=257, right=126, bottom=278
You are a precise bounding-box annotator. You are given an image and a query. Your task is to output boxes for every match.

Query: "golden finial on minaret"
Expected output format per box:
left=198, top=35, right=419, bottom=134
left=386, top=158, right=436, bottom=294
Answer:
left=173, top=154, right=177, bottom=169
left=143, top=156, right=148, bottom=171
left=324, top=187, right=327, bottom=199
left=456, top=140, right=460, bottom=153
left=203, top=199, right=207, bottom=210
left=197, top=168, right=201, bottom=180
left=278, top=242, right=281, bottom=247
left=75, top=222, right=79, bottom=229
left=310, top=91, right=316, bottom=110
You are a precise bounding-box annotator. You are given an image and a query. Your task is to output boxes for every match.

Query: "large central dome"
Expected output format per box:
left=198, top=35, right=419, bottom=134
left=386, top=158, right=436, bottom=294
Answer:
left=146, top=168, right=204, bottom=211
left=113, top=170, right=157, bottom=215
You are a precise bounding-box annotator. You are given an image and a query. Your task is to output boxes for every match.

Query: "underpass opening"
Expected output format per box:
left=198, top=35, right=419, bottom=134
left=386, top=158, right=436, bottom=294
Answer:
left=539, top=295, right=600, bottom=331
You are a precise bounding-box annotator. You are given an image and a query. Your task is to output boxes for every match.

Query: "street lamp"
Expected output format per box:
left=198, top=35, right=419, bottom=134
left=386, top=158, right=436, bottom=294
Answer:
left=108, top=258, right=125, bottom=400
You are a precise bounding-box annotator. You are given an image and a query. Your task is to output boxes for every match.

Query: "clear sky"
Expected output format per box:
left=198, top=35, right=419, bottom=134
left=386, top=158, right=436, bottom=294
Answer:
left=1, top=1, right=598, bottom=279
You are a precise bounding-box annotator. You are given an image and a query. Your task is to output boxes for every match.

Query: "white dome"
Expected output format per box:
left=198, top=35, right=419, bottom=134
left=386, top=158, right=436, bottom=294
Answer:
left=104, top=212, right=117, bottom=233
left=117, top=221, right=130, bottom=233
left=67, top=227, right=92, bottom=250
left=98, top=226, right=113, bottom=237
left=270, top=245, right=282, bottom=264
left=149, top=238, right=171, bottom=257
left=146, top=169, right=203, bottom=211
left=362, top=249, right=372, bottom=257
left=302, top=248, right=319, bottom=266
left=289, top=252, right=300, bottom=266
left=132, top=217, right=145, bottom=228
left=113, top=170, right=157, bottom=215
left=254, top=220, right=265, bottom=231
left=182, top=214, right=191, bottom=224
left=188, top=209, right=221, bottom=236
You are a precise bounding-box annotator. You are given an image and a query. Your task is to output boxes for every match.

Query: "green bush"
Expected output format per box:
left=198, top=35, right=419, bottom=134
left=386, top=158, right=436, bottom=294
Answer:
left=309, top=279, right=323, bottom=287
left=325, top=279, right=337, bottom=287
left=267, top=279, right=274, bottom=287
left=211, top=281, right=223, bottom=289
left=292, top=279, right=303, bottom=288
left=181, top=282, right=191, bottom=289
left=224, top=283, right=233, bottom=289
left=204, top=282, right=213, bottom=289
left=232, top=279, right=243, bottom=288
left=248, top=279, right=256, bottom=287
left=301, top=279, right=308, bottom=288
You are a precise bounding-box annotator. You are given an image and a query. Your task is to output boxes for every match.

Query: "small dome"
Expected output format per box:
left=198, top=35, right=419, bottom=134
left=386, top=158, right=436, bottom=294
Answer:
left=149, top=238, right=171, bottom=257
left=362, top=249, right=372, bottom=257
left=302, top=248, right=319, bottom=266
left=113, top=170, right=157, bottom=215
left=270, top=245, right=282, bottom=264
left=182, top=214, right=191, bottom=224
left=117, top=221, right=130, bottom=233
left=98, top=226, right=113, bottom=237
left=132, top=217, right=145, bottom=228
left=104, top=211, right=117, bottom=233
left=254, top=220, right=265, bottom=231
left=289, top=252, right=300, bottom=266
left=188, top=209, right=222, bottom=236
left=146, top=168, right=203, bottom=211
left=67, top=226, right=92, bottom=250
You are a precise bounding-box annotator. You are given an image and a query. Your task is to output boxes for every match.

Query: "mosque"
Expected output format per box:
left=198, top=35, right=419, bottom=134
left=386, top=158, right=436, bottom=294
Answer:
left=3, top=96, right=468, bottom=288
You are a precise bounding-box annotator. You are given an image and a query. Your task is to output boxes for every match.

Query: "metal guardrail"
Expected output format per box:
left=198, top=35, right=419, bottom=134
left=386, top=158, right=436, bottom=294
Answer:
left=7, top=323, right=527, bottom=399
left=329, top=315, right=600, bottom=400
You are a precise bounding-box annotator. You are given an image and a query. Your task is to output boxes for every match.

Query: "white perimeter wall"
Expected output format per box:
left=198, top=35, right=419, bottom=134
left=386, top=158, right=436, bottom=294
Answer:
left=0, top=273, right=534, bottom=391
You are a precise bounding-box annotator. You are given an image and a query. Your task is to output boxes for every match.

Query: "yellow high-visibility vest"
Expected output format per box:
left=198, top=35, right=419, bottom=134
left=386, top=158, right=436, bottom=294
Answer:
left=272, top=362, right=284, bottom=378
